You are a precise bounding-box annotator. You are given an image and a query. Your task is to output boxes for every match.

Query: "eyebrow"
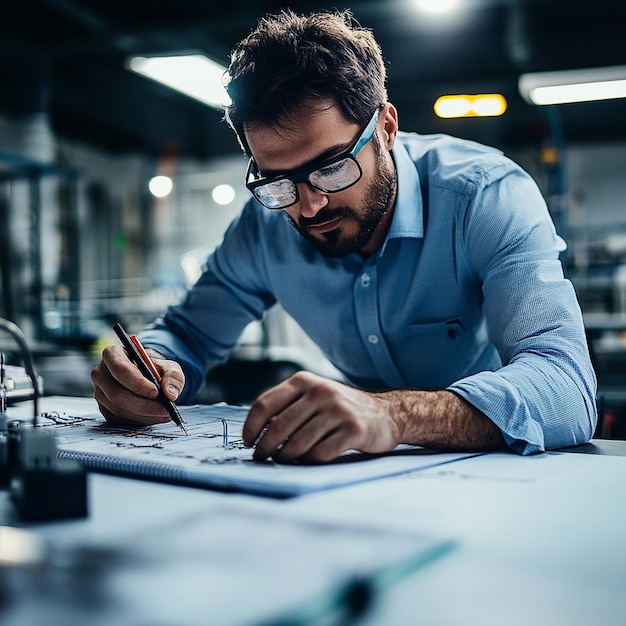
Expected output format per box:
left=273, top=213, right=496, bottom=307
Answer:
left=258, top=138, right=355, bottom=179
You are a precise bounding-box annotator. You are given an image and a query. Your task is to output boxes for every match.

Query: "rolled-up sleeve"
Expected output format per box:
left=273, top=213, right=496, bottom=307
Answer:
left=448, top=169, right=597, bottom=454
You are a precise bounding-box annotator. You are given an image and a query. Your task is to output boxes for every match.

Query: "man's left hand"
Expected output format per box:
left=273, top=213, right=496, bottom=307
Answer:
left=243, top=371, right=401, bottom=463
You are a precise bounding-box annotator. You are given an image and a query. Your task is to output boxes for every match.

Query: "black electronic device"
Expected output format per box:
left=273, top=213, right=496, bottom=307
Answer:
left=0, top=318, right=88, bottom=521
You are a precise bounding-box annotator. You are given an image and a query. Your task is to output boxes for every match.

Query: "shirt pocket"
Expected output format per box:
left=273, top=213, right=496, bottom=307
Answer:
left=394, top=308, right=486, bottom=388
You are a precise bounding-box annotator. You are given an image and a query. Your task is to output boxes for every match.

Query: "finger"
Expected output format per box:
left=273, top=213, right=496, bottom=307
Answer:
left=154, top=361, right=185, bottom=401
left=251, top=394, right=317, bottom=461
left=97, top=344, right=186, bottom=413
left=103, top=345, right=159, bottom=399
left=297, top=428, right=355, bottom=464
left=97, top=402, right=169, bottom=427
left=269, top=384, right=378, bottom=462
left=96, top=402, right=150, bottom=427
left=91, top=349, right=171, bottom=425
left=243, top=375, right=309, bottom=446
left=93, top=382, right=171, bottom=425
left=93, top=377, right=171, bottom=425
left=271, top=416, right=340, bottom=463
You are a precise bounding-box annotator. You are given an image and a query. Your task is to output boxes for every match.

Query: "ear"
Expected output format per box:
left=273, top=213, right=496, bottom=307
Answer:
left=380, top=102, right=399, bottom=150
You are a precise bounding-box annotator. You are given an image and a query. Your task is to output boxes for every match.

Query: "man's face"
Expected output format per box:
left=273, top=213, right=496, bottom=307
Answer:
left=244, top=102, right=398, bottom=258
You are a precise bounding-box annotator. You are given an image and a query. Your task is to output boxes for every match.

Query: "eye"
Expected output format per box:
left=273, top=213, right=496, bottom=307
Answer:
left=309, top=157, right=361, bottom=192
left=315, top=159, right=351, bottom=178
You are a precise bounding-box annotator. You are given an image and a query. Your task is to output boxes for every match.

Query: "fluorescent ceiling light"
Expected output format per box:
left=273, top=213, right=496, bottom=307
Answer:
left=519, top=65, right=626, bottom=105
left=127, top=54, right=231, bottom=109
left=434, top=94, right=507, bottom=118
left=413, top=0, right=459, bottom=14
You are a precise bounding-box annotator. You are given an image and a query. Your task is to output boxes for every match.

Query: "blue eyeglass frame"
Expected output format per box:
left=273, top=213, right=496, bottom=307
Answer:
left=245, top=107, right=382, bottom=209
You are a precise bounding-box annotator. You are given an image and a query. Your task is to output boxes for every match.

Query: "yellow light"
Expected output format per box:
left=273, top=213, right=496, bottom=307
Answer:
left=435, top=96, right=472, bottom=118
left=472, top=95, right=507, bottom=116
left=434, top=94, right=507, bottom=118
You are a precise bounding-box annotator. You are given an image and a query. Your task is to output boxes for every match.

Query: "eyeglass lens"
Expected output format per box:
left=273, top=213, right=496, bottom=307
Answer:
left=254, top=157, right=361, bottom=209
left=255, top=179, right=298, bottom=209
left=309, top=158, right=361, bottom=191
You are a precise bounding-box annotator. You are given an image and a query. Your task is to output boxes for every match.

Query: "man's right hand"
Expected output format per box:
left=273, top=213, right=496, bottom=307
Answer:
left=91, top=345, right=185, bottom=426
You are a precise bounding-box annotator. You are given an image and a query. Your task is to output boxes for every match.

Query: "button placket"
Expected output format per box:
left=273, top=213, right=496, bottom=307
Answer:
left=353, top=263, right=404, bottom=386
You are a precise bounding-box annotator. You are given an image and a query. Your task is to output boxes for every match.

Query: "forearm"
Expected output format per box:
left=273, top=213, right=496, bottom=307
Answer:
left=384, top=389, right=506, bottom=451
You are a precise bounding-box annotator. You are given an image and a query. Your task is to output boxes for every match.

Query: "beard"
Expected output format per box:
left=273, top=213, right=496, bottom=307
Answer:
left=287, top=142, right=397, bottom=258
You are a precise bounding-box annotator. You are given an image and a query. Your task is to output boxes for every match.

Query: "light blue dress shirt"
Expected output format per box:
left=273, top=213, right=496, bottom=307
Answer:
left=140, top=132, right=597, bottom=454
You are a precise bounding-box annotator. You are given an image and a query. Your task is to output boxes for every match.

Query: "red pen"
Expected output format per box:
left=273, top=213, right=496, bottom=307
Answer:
left=130, top=335, right=161, bottom=381
left=113, top=322, right=188, bottom=435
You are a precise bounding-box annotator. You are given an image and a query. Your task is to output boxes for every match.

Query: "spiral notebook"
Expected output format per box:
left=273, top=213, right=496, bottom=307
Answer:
left=30, top=396, right=480, bottom=497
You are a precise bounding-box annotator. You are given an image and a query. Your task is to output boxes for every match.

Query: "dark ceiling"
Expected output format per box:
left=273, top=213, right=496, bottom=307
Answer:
left=1, top=0, right=626, bottom=160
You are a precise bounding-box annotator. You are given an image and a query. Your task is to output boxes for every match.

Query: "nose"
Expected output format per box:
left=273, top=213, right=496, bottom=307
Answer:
left=295, top=182, right=329, bottom=218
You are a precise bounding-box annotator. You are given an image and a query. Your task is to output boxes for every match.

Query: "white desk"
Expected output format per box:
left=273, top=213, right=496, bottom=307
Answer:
left=1, top=420, right=625, bottom=625
left=314, top=450, right=626, bottom=626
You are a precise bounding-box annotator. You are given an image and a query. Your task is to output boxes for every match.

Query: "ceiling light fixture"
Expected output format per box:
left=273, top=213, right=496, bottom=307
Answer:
left=519, top=65, right=626, bottom=105
left=127, top=54, right=231, bottom=109
left=434, top=94, right=507, bottom=118
left=413, top=0, right=459, bottom=14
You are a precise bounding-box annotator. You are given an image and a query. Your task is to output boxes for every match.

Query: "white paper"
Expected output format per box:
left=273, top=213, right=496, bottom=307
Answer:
left=15, top=396, right=478, bottom=497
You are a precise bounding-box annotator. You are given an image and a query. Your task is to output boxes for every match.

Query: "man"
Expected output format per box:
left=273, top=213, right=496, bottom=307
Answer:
left=92, top=10, right=597, bottom=462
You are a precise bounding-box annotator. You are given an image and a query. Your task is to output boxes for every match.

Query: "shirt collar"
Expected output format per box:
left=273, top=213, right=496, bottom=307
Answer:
left=372, top=141, right=423, bottom=260
left=387, top=140, right=424, bottom=241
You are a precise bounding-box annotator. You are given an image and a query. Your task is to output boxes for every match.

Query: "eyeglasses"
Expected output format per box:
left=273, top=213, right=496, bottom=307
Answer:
left=245, top=108, right=381, bottom=209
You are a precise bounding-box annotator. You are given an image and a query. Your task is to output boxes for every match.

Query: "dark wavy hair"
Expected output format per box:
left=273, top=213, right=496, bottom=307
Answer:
left=224, top=9, right=388, bottom=153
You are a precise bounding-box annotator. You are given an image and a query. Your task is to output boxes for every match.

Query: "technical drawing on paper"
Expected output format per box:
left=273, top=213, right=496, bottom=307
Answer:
left=41, top=403, right=253, bottom=466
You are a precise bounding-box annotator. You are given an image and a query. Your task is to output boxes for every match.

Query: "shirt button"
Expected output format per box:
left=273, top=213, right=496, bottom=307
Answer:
left=361, top=273, right=371, bottom=287
left=367, top=334, right=379, bottom=344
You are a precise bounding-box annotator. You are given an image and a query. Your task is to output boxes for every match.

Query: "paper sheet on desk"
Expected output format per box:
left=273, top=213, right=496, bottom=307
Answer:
left=30, top=398, right=480, bottom=497
left=0, top=494, right=456, bottom=626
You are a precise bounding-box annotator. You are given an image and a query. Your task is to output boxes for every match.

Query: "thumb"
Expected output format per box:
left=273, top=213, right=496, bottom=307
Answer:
left=157, top=362, right=185, bottom=401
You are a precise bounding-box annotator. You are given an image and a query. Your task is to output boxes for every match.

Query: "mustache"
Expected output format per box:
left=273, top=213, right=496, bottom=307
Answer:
left=298, top=207, right=350, bottom=228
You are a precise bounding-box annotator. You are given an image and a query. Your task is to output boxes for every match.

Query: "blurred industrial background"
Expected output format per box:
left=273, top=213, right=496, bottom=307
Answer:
left=1, top=0, right=625, bottom=436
